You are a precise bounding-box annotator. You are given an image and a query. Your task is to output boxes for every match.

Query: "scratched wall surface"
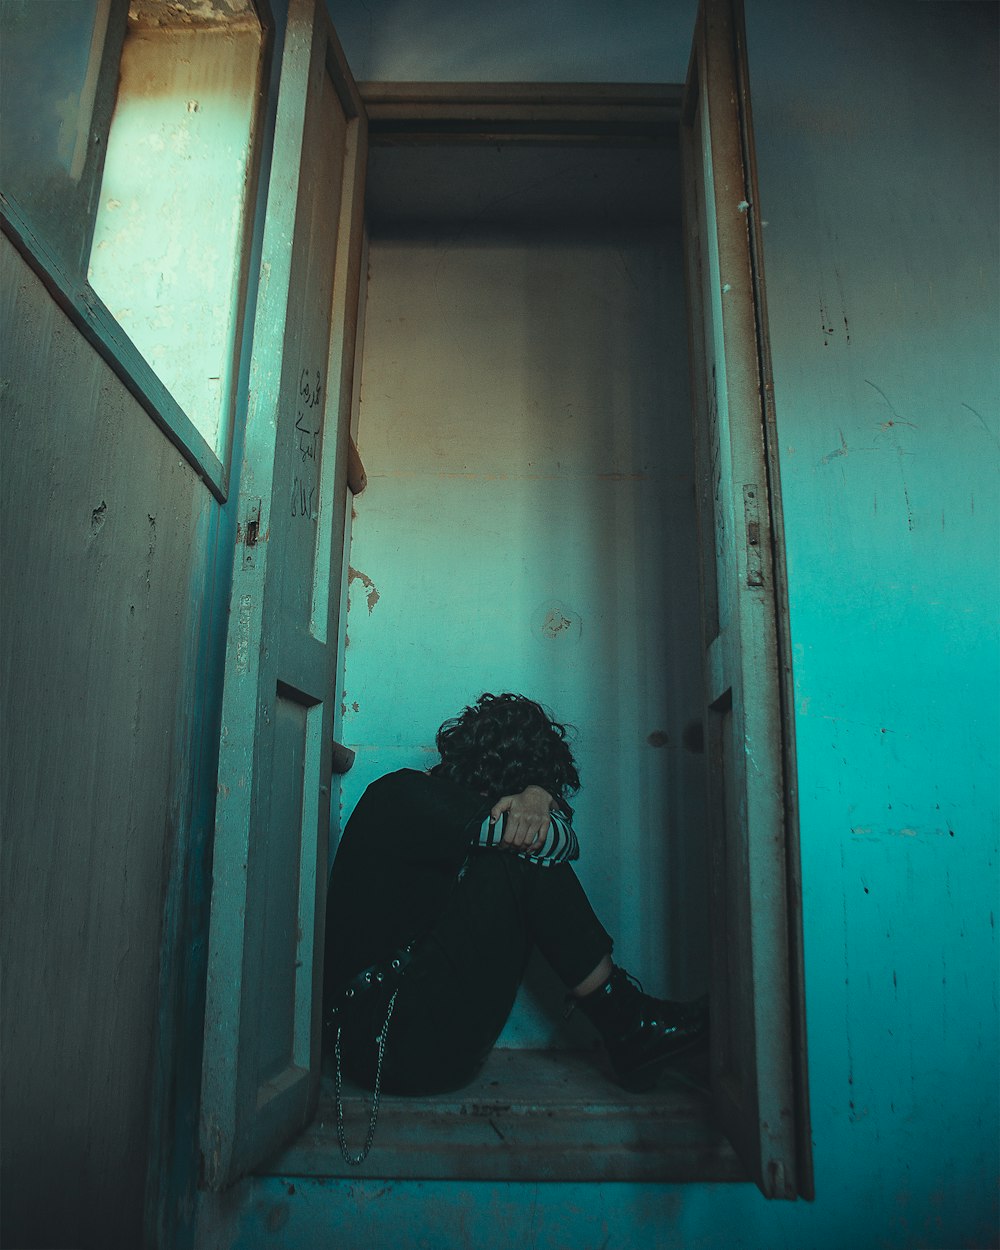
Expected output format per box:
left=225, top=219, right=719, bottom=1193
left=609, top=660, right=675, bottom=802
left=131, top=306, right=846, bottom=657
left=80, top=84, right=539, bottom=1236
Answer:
left=0, top=241, right=211, bottom=1248
left=200, top=0, right=999, bottom=1247
left=338, top=155, right=709, bottom=1037
left=752, top=0, right=1000, bottom=1243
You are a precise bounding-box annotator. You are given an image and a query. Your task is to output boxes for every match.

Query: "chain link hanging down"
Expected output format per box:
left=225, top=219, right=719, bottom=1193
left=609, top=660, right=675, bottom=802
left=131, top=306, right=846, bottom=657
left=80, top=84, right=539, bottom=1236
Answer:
left=334, top=988, right=398, bottom=1166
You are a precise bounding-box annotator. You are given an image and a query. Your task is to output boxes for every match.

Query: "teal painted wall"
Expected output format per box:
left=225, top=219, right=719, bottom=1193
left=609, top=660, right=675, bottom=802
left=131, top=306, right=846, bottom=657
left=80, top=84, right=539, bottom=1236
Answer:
left=751, top=2, right=998, bottom=1245
left=199, top=1, right=999, bottom=1247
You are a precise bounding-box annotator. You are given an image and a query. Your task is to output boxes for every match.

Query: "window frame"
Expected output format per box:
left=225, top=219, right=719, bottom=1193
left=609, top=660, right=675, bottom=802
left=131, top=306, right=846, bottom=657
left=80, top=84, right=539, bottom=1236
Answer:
left=0, top=0, right=275, bottom=503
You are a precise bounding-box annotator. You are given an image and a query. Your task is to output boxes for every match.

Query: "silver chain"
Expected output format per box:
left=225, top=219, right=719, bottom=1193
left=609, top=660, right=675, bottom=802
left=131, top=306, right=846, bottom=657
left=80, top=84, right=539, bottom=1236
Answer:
left=333, top=987, right=398, bottom=1166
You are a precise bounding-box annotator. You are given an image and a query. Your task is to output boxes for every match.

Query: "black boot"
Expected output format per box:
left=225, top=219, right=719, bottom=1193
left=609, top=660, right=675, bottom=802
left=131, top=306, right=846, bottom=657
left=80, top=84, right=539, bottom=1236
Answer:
left=574, top=965, right=709, bottom=1092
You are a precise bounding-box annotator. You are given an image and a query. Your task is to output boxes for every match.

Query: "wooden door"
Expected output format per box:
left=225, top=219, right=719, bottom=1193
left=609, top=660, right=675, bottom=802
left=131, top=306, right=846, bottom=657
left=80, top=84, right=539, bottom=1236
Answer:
left=199, top=0, right=367, bottom=1189
left=680, top=0, right=811, bottom=1200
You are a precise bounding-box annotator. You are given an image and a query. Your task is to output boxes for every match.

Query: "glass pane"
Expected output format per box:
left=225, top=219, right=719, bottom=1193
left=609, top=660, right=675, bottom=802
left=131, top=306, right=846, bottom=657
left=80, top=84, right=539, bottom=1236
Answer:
left=88, top=10, right=262, bottom=458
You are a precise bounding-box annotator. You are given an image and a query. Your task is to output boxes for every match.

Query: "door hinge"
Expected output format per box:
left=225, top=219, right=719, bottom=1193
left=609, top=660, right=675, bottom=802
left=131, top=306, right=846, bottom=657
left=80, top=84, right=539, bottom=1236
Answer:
left=743, top=484, right=764, bottom=587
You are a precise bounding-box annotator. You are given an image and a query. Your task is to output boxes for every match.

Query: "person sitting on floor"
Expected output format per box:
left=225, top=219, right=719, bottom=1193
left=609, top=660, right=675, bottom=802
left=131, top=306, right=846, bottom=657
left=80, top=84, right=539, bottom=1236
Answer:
left=323, top=692, right=708, bottom=1154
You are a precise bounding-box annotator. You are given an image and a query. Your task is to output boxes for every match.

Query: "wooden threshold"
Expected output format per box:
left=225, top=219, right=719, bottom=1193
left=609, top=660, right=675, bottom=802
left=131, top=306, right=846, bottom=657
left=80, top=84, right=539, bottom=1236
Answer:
left=262, top=1047, right=745, bottom=1183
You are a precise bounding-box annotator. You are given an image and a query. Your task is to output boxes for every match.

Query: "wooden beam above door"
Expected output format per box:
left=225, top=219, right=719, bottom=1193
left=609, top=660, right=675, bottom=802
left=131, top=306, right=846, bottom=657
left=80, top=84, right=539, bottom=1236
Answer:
left=359, top=81, right=682, bottom=144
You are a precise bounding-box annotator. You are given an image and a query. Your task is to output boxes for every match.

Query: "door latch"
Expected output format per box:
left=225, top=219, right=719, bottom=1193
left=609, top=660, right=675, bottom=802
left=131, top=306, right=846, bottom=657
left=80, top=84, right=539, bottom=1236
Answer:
left=242, top=498, right=262, bottom=569
left=743, top=484, right=764, bottom=587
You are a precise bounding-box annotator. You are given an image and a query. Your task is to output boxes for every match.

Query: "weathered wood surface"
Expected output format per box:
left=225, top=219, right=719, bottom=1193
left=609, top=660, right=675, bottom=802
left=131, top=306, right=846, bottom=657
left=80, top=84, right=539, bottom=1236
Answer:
left=199, top=0, right=369, bottom=1189
left=265, top=1048, right=743, bottom=1182
left=347, top=436, right=367, bottom=494
left=1, top=192, right=228, bottom=500
left=359, top=82, right=681, bottom=145
left=680, top=0, right=801, bottom=1200
left=0, top=236, right=209, bottom=1249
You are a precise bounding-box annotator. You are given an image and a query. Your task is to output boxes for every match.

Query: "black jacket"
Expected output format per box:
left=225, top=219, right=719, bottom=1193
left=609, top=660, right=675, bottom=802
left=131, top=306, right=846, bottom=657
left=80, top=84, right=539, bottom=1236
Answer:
left=322, top=769, right=491, bottom=1012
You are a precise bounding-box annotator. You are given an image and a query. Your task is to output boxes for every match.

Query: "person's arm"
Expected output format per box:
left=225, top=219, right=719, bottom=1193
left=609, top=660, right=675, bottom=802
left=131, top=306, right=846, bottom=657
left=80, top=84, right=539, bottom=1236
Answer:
left=492, top=784, right=553, bottom=851
left=476, top=786, right=579, bottom=866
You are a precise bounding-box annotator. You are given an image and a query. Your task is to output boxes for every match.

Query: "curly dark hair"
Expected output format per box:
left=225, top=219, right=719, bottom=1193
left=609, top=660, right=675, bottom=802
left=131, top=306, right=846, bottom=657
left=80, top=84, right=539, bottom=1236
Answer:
left=430, top=692, right=580, bottom=802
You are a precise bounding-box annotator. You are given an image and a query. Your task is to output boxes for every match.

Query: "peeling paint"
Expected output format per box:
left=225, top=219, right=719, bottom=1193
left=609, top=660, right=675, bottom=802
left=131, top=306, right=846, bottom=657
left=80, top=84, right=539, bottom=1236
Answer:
left=850, top=826, right=951, bottom=838
left=348, top=566, right=380, bottom=614
left=235, top=593, right=252, bottom=673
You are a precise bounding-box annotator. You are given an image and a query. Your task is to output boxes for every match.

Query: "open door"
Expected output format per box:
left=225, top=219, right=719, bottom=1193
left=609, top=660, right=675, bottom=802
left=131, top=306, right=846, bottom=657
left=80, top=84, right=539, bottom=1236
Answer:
left=681, top=0, right=812, bottom=1200
left=199, top=0, right=367, bottom=1189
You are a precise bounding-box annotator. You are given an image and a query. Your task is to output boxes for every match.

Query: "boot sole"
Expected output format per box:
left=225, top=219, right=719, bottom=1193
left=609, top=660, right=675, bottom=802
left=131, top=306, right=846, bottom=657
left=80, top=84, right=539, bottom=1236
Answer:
left=613, top=1034, right=706, bottom=1094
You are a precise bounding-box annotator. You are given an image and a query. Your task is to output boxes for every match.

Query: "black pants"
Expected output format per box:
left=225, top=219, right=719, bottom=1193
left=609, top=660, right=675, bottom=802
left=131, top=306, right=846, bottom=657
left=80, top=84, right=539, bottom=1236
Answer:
left=340, top=852, right=613, bottom=1095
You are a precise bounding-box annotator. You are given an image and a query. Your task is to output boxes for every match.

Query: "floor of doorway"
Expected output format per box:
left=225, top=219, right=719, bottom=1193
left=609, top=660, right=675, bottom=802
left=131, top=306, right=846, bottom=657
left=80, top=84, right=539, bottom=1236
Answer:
left=264, top=1047, right=743, bottom=1182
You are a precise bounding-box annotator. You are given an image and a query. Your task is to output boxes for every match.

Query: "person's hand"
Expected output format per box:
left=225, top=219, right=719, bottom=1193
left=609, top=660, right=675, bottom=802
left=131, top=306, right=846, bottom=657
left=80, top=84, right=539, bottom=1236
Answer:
left=490, top=785, right=555, bottom=854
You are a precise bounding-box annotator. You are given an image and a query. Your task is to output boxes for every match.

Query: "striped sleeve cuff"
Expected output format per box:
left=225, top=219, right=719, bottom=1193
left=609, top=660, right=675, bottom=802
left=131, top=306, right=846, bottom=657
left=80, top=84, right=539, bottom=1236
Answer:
left=476, top=808, right=579, bottom=866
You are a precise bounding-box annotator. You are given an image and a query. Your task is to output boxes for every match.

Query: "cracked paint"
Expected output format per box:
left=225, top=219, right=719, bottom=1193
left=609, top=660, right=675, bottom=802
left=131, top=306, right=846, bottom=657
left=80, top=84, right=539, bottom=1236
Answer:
left=348, top=566, right=380, bottom=614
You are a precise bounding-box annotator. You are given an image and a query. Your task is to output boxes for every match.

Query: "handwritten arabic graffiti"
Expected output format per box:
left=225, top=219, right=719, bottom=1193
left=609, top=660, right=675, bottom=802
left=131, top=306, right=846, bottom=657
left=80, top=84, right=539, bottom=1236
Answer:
left=290, top=477, right=317, bottom=520
left=291, top=366, right=323, bottom=520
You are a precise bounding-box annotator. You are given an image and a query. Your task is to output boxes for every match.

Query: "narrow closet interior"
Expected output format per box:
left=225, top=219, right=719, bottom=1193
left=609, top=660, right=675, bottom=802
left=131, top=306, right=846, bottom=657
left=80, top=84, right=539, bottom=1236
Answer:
left=287, top=128, right=733, bottom=1180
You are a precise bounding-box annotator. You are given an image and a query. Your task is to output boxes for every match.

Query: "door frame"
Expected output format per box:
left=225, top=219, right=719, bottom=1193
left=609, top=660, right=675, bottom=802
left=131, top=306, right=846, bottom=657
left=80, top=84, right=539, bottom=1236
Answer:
left=186, top=14, right=809, bottom=1229
left=318, top=71, right=810, bottom=1193
left=727, top=7, right=811, bottom=1196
